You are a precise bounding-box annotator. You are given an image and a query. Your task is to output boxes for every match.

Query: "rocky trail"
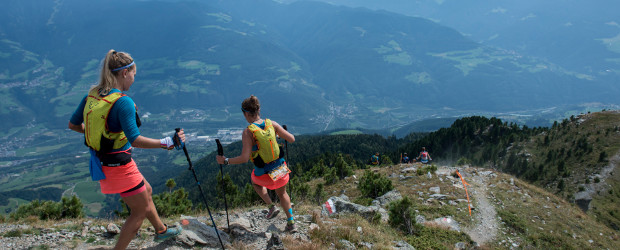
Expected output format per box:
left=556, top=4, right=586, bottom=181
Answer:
left=462, top=170, right=499, bottom=246
left=1, top=164, right=507, bottom=249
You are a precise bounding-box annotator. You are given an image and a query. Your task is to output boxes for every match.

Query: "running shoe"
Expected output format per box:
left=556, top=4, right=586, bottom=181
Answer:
left=284, top=221, right=296, bottom=233
left=266, top=205, right=280, bottom=219
left=154, top=224, right=182, bottom=242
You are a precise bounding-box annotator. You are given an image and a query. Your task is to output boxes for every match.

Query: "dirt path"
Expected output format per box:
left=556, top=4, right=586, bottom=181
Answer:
left=464, top=172, right=499, bottom=246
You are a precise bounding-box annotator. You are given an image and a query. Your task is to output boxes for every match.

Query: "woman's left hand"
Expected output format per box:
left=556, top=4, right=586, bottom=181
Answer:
left=176, top=129, right=186, bottom=142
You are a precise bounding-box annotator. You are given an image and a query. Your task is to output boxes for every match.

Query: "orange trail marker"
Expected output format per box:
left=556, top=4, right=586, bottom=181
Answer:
left=456, top=170, right=472, bottom=216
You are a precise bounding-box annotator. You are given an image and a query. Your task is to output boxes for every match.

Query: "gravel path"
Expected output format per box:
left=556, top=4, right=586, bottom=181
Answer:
left=464, top=172, right=499, bottom=246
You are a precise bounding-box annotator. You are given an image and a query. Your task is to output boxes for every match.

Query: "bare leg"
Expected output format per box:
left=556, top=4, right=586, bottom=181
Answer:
left=142, top=180, right=165, bottom=232
left=275, top=186, right=292, bottom=218
left=253, top=183, right=273, bottom=205
left=115, top=190, right=151, bottom=250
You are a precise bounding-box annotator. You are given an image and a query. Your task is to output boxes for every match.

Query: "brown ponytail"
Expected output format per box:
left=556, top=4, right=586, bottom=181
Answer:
left=91, top=49, right=135, bottom=95
left=241, top=95, right=260, bottom=116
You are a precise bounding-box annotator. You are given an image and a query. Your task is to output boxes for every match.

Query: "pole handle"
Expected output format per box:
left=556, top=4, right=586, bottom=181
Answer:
left=215, top=139, right=224, bottom=156
left=173, top=128, right=185, bottom=150
left=175, top=128, right=192, bottom=170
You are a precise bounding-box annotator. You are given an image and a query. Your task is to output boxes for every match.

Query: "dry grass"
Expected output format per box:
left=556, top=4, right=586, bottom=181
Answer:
left=291, top=160, right=620, bottom=249
left=301, top=212, right=397, bottom=249
left=487, top=171, right=620, bottom=249
left=288, top=163, right=479, bottom=249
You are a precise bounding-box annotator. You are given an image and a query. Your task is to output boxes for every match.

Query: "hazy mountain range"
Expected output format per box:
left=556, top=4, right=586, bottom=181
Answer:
left=1, top=0, right=620, bottom=214
left=291, top=0, right=620, bottom=76
left=1, top=0, right=618, bottom=137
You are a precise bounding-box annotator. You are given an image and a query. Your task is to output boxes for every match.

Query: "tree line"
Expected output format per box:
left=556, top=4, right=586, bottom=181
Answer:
left=9, top=113, right=617, bottom=226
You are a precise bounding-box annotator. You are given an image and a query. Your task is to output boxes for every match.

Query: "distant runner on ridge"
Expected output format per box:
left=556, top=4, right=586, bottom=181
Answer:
left=402, top=153, right=410, bottom=164
left=417, top=147, right=432, bottom=164
left=371, top=152, right=380, bottom=165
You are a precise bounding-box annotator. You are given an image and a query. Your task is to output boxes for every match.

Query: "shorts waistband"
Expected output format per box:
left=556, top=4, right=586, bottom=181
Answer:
left=98, top=148, right=133, bottom=167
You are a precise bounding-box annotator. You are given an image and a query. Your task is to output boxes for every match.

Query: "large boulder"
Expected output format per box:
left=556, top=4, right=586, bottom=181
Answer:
left=321, top=195, right=388, bottom=222
left=178, top=217, right=231, bottom=248
left=372, top=190, right=402, bottom=208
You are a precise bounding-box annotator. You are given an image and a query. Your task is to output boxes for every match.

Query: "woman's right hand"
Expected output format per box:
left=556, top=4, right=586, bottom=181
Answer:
left=273, top=121, right=295, bottom=143
left=216, top=155, right=226, bottom=165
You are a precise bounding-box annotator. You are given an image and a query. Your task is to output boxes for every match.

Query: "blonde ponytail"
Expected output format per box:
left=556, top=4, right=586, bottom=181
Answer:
left=91, top=49, right=135, bottom=95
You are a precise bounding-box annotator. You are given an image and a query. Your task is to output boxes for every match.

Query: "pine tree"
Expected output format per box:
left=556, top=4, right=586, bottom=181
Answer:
left=388, top=197, right=418, bottom=235
left=334, top=154, right=353, bottom=179
left=239, top=183, right=262, bottom=207
left=599, top=151, right=608, bottom=162
left=323, top=167, right=337, bottom=185
left=313, top=183, right=326, bottom=205
left=152, top=188, right=192, bottom=217
left=166, top=179, right=176, bottom=193
left=61, top=195, right=84, bottom=219
left=358, top=170, right=393, bottom=199
left=217, top=172, right=240, bottom=207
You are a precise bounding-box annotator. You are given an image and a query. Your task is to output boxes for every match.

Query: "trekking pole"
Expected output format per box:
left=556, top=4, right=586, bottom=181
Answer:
left=282, top=125, right=292, bottom=203
left=282, top=125, right=290, bottom=163
left=174, top=128, right=225, bottom=250
left=215, top=139, right=230, bottom=233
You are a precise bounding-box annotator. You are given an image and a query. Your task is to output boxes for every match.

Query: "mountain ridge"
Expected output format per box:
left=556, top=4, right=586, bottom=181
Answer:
left=2, top=0, right=617, bottom=134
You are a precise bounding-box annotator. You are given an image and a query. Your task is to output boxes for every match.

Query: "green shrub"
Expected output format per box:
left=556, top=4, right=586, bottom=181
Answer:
left=152, top=188, right=193, bottom=217
left=22, top=228, right=41, bottom=236
left=381, top=155, right=393, bottom=165
left=116, top=188, right=193, bottom=218
left=407, top=225, right=472, bottom=249
left=352, top=197, right=373, bottom=206
left=216, top=172, right=240, bottom=207
left=388, top=197, right=418, bottom=235
left=456, top=157, right=471, bottom=166
left=428, top=164, right=438, bottom=172
left=334, top=154, right=353, bottom=179
left=9, top=195, right=84, bottom=221
left=10, top=200, right=59, bottom=220
left=358, top=170, right=393, bottom=198
left=239, top=183, right=262, bottom=206
left=61, top=195, right=85, bottom=219
left=4, top=229, right=22, bottom=237
left=323, top=167, right=338, bottom=185
left=599, top=151, right=607, bottom=162
left=370, top=211, right=382, bottom=224
left=291, top=181, right=310, bottom=202
left=313, top=183, right=327, bottom=205
left=416, top=168, right=425, bottom=176
left=557, top=179, right=565, bottom=191
left=165, top=179, right=177, bottom=192
left=30, top=245, right=50, bottom=250
left=416, top=164, right=438, bottom=176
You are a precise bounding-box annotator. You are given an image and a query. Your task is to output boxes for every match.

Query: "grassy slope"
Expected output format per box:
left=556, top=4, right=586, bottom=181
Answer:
left=282, top=162, right=619, bottom=249
left=2, top=160, right=618, bottom=248
left=516, top=111, right=620, bottom=230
